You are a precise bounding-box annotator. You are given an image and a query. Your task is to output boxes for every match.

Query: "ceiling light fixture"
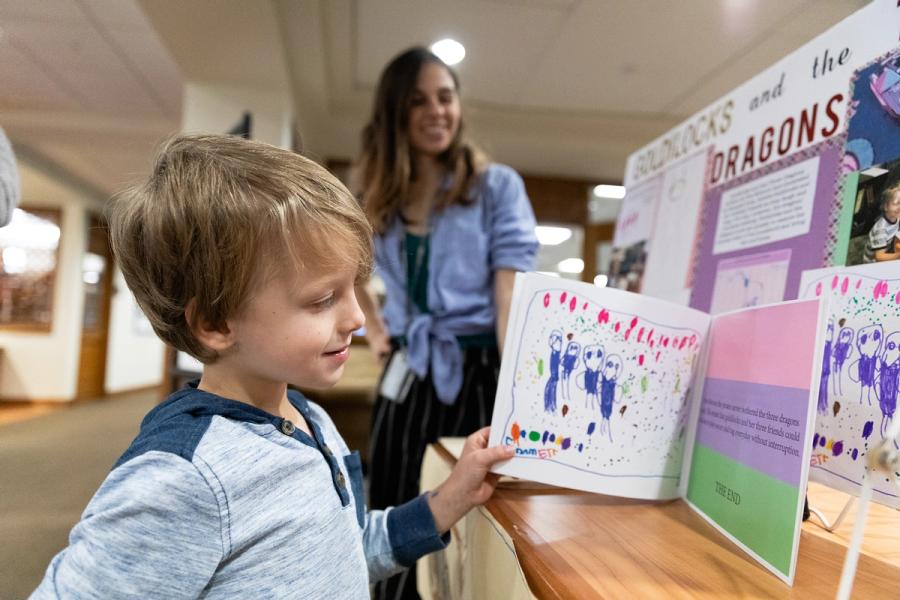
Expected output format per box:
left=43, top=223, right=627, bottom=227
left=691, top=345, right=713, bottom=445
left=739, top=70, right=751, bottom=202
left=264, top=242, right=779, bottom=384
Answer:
left=430, top=38, right=466, bottom=66
left=535, top=225, right=573, bottom=246
left=593, top=184, right=626, bottom=199
left=557, top=258, right=584, bottom=274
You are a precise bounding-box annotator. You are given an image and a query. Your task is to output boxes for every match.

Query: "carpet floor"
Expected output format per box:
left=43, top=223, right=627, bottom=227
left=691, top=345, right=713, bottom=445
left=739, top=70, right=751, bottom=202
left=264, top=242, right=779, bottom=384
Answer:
left=0, top=390, right=158, bottom=598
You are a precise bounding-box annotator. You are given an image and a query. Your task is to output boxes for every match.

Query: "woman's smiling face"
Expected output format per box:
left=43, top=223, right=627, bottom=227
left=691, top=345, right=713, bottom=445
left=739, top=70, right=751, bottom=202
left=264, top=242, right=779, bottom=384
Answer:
left=407, top=61, right=460, bottom=158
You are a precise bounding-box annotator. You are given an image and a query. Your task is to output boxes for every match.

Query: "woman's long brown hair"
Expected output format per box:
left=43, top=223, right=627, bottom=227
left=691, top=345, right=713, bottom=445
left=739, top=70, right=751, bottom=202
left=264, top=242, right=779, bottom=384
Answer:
left=355, top=47, right=486, bottom=233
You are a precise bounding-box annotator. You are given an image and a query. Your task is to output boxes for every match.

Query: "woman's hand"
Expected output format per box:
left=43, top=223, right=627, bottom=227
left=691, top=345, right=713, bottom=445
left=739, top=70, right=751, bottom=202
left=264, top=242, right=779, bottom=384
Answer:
left=366, top=327, right=392, bottom=365
left=425, top=427, right=515, bottom=533
left=355, top=283, right=392, bottom=365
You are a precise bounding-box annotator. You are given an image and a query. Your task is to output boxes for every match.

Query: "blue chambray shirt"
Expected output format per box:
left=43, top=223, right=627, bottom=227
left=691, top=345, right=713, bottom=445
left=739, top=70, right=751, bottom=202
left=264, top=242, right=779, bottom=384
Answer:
left=374, top=164, right=538, bottom=403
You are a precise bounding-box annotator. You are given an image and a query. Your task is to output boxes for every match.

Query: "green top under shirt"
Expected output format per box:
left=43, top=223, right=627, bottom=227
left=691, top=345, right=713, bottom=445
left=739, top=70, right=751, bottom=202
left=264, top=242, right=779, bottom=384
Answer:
left=405, top=232, right=430, bottom=314
left=398, top=232, right=495, bottom=350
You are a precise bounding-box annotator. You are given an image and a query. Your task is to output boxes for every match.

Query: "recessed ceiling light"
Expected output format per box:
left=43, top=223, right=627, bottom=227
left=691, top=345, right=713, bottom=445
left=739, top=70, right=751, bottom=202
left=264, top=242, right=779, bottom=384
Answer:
left=430, top=38, right=465, bottom=66
left=558, top=258, right=584, bottom=274
left=535, top=225, right=572, bottom=246
left=593, top=274, right=609, bottom=287
left=592, top=184, right=626, bottom=199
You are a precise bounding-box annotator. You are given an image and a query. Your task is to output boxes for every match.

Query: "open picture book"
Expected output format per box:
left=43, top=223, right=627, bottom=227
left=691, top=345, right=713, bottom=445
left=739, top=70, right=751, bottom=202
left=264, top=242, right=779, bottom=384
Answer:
left=488, top=272, right=828, bottom=585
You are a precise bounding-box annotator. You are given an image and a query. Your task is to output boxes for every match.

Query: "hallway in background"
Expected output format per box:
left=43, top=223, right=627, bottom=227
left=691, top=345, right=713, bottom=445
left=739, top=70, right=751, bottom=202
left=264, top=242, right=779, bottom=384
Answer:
left=0, top=389, right=158, bottom=598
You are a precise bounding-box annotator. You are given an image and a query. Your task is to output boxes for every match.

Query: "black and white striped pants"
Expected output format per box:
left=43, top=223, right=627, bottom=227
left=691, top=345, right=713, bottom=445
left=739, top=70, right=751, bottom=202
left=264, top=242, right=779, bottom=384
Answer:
left=369, top=344, right=500, bottom=600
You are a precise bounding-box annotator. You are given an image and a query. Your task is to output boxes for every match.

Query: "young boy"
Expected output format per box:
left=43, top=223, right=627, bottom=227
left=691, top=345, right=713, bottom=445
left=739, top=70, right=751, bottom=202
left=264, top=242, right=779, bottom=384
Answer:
left=863, top=181, right=900, bottom=263
left=31, top=135, right=514, bottom=599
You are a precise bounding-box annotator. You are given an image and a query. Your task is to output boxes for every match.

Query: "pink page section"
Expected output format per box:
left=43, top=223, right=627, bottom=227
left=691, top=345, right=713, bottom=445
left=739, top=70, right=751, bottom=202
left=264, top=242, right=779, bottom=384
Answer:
left=705, top=300, right=820, bottom=389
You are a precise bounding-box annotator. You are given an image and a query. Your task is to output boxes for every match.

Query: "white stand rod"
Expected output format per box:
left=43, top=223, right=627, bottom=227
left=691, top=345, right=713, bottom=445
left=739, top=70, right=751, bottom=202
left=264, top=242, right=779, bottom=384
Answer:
left=808, top=496, right=855, bottom=531
left=834, top=416, right=900, bottom=600
left=835, top=479, right=872, bottom=600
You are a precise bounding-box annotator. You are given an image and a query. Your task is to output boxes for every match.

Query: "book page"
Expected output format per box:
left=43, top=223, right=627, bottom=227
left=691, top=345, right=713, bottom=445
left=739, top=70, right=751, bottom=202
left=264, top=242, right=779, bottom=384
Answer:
left=489, top=273, right=711, bottom=500
left=799, top=263, right=900, bottom=509
left=685, top=299, right=824, bottom=585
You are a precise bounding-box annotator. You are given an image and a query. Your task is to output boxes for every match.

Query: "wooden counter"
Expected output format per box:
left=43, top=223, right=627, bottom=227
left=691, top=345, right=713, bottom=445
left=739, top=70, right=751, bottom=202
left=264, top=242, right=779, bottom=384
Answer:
left=419, top=439, right=900, bottom=599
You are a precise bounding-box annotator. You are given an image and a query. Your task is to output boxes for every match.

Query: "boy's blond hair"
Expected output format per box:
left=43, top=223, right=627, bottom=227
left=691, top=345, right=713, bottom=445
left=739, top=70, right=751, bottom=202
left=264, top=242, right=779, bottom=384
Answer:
left=109, top=134, right=373, bottom=362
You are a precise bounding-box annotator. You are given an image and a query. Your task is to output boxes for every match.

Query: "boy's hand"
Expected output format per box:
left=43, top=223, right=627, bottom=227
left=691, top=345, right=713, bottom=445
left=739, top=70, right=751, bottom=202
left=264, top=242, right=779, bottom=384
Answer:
left=426, top=427, right=515, bottom=534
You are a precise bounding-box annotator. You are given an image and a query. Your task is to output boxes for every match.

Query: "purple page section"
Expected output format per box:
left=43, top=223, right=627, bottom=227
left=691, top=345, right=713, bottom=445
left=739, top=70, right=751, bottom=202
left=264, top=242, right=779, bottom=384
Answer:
left=696, top=378, right=810, bottom=487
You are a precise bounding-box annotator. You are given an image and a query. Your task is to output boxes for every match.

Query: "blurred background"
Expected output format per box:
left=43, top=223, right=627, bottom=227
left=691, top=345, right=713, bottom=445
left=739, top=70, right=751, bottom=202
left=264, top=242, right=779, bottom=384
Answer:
left=0, top=0, right=870, bottom=596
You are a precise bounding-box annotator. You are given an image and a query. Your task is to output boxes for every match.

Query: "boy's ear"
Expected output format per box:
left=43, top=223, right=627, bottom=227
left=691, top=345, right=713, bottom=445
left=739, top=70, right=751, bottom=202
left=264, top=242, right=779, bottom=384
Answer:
left=185, top=298, right=236, bottom=353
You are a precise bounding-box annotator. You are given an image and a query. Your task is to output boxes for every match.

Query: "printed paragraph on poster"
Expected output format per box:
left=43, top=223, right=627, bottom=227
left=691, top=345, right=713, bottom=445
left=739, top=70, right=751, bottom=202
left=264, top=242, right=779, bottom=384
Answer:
left=713, top=157, right=819, bottom=254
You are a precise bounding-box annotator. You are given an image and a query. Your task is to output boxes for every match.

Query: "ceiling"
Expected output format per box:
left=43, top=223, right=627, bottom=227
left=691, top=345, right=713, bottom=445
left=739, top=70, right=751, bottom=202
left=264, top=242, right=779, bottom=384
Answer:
left=0, top=0, right=181, bottom=200
left=0, top=0, right=869, bottom=200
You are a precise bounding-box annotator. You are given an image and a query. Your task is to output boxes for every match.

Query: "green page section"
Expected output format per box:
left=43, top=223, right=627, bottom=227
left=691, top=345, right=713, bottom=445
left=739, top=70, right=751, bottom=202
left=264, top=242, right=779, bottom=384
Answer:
left=832, top=171, right=860, bottom=266
left=686, top=444, right=798, bottom=576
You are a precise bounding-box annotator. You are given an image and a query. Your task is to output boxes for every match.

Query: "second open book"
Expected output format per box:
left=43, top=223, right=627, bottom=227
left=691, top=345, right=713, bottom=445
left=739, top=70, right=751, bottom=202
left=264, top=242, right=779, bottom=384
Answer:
left=488, top=272, right=828, bottom=585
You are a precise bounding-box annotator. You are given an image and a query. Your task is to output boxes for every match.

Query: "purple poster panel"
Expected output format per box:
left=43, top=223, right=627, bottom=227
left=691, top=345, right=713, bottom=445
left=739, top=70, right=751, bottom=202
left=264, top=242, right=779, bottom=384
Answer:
left=690, top=139, right=843, bottom=313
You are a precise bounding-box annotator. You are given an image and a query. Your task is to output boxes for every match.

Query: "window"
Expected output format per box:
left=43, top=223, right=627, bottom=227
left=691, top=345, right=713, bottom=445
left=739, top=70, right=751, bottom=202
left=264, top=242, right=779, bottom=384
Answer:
left=0, top=207, right=61, bottom=331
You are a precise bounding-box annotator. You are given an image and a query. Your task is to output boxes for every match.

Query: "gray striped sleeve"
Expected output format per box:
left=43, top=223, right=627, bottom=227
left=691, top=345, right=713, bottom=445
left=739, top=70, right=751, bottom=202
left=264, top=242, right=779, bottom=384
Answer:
left=0, top=127, right=19, bottom=227
left=308, top=403, right=449, bottom=582
left=30, top=452, right=224, bottom=600
left=361, top=507, right=403, bottom=581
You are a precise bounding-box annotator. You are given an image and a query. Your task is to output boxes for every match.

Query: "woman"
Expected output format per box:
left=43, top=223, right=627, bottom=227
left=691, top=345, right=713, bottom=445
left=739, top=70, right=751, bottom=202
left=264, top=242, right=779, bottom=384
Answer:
left=355, top=47, right=538, bottom=599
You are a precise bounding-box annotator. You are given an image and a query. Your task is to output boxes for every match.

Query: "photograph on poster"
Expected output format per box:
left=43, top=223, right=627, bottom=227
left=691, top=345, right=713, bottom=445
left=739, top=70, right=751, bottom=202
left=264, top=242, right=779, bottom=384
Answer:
left=607, top=241, right=646, bottom=292
left=844, top=158, right=900, bottom=265
left=607, top=176, right=661, bottom=292
left=846, top=48, right=900, bottom=172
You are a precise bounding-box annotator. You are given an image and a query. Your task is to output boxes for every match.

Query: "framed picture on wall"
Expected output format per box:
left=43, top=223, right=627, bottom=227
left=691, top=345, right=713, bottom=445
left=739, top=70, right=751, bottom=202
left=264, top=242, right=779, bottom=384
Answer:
left=0, top=207, right=62, bottom=331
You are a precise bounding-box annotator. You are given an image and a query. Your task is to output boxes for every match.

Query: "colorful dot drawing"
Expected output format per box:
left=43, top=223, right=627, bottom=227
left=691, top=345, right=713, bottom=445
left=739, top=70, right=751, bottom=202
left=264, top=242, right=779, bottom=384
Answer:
left=494, top=279, right=708, bottom=492
left=801, top=266, right=900, bottom=506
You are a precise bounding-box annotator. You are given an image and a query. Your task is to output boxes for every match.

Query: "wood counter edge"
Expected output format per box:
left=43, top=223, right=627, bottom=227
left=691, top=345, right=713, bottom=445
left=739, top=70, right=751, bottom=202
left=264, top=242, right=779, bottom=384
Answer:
left=430, top=440, right=578, bottom=600
left=428, top=440, right=900, bottom=599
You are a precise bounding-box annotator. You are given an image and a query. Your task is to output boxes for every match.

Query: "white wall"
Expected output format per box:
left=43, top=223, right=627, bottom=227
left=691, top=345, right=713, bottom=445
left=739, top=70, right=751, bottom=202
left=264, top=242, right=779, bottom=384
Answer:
left=0, top=163, right=95, bottom=400
left=0, top=161, right=166, bottom=401
left=104, top=268, right=166, bottom=394
left=182, top=82, right=293, bottom=148
left=1, top=82, right=295, bottom=400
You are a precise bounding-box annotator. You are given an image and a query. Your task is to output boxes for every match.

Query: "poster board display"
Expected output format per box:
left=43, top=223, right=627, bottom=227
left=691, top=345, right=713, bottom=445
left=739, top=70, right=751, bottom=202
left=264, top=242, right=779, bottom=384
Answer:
left=609, top=0, right=900, bottom=310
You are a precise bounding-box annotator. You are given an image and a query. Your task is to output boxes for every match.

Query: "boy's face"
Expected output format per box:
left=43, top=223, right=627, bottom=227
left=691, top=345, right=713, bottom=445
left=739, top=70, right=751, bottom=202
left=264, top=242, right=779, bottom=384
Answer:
left=223, top=260, right=365, bottom=390
left=885, top=191, right=900, bottom=222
